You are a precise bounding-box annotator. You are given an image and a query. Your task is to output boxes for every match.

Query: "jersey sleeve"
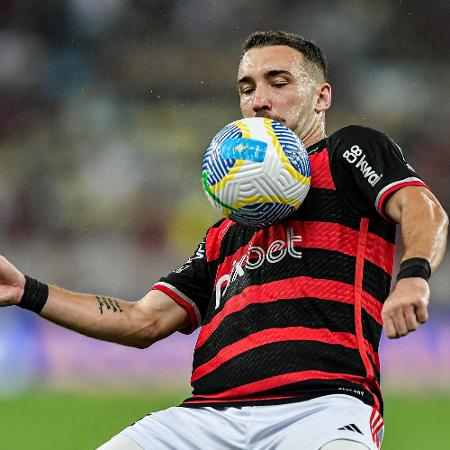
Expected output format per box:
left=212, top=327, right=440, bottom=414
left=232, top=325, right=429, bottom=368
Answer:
left=329, top=125, right=427, bottom=219
left=150, top=226, right=219, bottom=334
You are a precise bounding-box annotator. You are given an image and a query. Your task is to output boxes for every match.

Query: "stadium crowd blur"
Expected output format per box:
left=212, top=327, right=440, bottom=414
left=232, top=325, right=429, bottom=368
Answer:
left=1, top=0, right=449, bottom=303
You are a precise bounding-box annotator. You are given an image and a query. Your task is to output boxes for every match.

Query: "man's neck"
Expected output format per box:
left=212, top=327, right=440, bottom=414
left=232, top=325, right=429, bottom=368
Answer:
left=302, top=129, right=326, bottom=149
left=296, top=114, right=326, bottom=149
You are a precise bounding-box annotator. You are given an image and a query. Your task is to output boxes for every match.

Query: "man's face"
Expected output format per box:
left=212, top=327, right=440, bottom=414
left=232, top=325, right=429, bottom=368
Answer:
left=238, top=45, right=320, bottom=138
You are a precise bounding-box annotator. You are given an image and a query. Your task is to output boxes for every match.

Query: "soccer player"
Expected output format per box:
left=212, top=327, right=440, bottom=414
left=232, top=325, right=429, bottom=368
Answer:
left=0, top=31, right=447, bottom=450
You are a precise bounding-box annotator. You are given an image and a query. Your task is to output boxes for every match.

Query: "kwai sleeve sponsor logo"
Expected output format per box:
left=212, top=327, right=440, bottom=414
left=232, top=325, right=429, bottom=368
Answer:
left=342, top=145, right=383, bottom=187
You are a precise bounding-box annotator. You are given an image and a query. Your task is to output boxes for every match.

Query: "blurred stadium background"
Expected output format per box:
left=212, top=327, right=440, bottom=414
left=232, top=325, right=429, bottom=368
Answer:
left=0, top=1, right=449, bottom=449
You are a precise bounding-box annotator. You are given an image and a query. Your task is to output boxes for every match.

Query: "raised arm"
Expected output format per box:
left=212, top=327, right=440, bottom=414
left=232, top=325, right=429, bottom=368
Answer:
left=382, top=186, right=448, bottom=338
left=0, top=256, right=190, bottom=348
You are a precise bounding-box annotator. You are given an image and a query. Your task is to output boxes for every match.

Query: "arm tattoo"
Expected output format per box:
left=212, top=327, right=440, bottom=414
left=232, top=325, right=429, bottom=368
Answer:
left=96, top=296, right=123, bottom=315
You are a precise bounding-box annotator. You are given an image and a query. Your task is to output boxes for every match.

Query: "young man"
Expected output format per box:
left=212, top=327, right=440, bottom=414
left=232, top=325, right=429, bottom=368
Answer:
left=0, top=31, right=447, bottom=450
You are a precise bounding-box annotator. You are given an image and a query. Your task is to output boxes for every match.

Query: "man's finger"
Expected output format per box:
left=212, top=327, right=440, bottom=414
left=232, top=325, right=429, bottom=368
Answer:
left=415, top=300, right=429, bottom=324
left=383, top=316, right=398, bottom=339
left=404, top=305, right=419, bottom=331
left=392, top=312, right=408, bottom=337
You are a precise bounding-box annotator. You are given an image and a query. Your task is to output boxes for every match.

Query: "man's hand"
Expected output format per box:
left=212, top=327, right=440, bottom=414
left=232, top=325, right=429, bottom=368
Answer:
left=0, top=255, right=26, bottom=307
left=0, top=254, right=190, bottom=348
left=381, top=277, right=430, bottom=339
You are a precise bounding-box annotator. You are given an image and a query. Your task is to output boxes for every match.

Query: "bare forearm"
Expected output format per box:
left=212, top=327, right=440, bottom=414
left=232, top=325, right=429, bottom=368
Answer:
left=40, top=286, right=157, bottom=348
left=386, top=187, right=448, bottom=272
left=0, top=257, right=189, bottom=344
left=382, top=187, right=448, bottom=339
left=399, top=193, right=448, bottom=272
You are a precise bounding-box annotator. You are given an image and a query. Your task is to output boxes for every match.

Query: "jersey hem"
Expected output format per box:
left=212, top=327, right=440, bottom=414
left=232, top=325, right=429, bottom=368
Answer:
left=180, top=390, right=376, bottom=410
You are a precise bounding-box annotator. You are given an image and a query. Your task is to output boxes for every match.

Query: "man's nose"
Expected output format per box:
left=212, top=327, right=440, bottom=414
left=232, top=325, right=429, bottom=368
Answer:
left=252, top=86, right=272, bottom=113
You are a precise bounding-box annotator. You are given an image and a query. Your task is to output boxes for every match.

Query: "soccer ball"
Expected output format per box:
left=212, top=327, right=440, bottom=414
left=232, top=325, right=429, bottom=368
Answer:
left=201, top=117, right=311, bottom=227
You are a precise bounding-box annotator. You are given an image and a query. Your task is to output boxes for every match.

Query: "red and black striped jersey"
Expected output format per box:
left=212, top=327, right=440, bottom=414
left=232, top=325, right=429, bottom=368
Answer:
left=152, top=125, right=427, bottom=414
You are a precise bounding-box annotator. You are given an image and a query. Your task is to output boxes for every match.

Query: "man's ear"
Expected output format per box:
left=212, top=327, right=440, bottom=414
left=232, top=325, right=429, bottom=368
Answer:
left=315, top=83, right=332, bottom=113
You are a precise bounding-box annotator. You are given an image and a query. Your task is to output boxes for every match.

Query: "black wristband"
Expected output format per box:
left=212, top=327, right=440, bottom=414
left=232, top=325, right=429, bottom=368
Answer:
left=396, top=258, right=431, bottom=282
left=18, top=275, right=49, bottom=314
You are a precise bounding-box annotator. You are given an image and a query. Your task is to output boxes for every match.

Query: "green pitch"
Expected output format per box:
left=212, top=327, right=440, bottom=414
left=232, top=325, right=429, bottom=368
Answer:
left=0, top=391, right=448, bottom=449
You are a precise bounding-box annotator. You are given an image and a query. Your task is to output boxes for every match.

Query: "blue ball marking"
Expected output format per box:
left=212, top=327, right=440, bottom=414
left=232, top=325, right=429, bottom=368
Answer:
left=202, top=124, right=242, bottom=185
left=220, top=138, right=267, bottom=162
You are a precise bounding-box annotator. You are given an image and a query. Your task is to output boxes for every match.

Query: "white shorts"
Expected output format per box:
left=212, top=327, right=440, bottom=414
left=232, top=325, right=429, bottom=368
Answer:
left=105, top=394, right=384, bottom=450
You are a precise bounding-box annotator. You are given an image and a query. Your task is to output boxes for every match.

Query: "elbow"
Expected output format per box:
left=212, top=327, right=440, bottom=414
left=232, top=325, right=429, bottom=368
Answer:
left=435, top=203, right=448, bottom=236
left=122, top=319, right=163, bottom=349
left=131, top=325, right=162, bottom=349
left=128, top=335, right=159, bottom=350
left=442, top=208, right=449, bottom=230
left=430, top=203, right=448, bottom=273
left=442, top=210, right=449, bottom=244
left=133, top=340, right=154, bottom=350
left=425, top=191, right=448, bottom=238
left=124, top=295, right=187, bottom=348
left=121, top=302, right=165, bottom=349
left=134, top=326, right=163, bottom=349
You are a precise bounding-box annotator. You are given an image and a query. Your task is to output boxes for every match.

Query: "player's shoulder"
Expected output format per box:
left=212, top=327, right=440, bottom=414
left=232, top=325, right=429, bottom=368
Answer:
left=205, top=217, right=233, bottom=242
left=209, top=217, right=228, bottom=230
left=328, top=124, right=391, bottom=144
left=327, top=125, right=402, bottom=162
left=204, top=217, right=254, bottom=262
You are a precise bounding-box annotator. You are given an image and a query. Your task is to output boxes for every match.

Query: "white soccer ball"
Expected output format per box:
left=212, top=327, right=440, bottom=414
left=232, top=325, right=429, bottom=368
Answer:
left=201, top=117, right=311, bottom=227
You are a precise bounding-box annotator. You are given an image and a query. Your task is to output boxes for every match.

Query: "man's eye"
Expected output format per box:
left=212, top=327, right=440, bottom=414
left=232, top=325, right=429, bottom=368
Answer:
left=241, top=87, right=254, bottom=95
left=272, top=82, right=287, bottom=88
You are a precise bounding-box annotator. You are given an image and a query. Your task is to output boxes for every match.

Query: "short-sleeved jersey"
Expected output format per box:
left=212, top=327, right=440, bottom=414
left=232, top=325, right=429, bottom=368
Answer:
left=152, top=125, right=426, bottom=414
